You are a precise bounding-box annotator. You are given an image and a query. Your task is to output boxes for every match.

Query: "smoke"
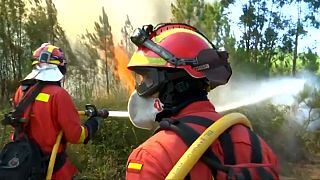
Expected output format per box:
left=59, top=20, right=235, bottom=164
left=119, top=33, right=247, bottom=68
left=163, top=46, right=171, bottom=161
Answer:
left=52, top=0, right=173, bottom=44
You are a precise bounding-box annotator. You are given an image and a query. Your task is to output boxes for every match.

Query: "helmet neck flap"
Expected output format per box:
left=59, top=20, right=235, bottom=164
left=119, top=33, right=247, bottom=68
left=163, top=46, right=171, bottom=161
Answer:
left=155, top=74, right=209, bottom=121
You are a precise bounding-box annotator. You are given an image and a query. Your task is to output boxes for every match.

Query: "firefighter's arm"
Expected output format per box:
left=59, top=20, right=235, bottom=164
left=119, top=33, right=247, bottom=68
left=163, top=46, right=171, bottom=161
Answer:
left=55, top=89, right=100, bottom=144
left=83, top=116, right=103, bottom=143
left=12, top=86, right=23, bottom=107
left=126, top=148, right=167, bottom=180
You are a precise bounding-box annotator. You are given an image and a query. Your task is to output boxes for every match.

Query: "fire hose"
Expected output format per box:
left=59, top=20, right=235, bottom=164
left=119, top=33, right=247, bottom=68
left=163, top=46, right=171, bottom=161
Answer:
left=46, top=104, right=109, bottom=180
left=165, top=113, right=252, bottom=180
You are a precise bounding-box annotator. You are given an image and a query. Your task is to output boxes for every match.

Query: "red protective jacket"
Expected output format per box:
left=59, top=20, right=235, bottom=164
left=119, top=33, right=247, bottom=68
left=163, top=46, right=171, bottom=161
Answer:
left=13, top=84, right=89, bottom=180
left=126, top=100, right=279, bottom=179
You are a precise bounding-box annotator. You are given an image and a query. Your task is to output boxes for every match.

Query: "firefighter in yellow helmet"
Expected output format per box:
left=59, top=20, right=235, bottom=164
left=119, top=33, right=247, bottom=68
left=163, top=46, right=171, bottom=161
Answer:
left=125, top=23, right=279, bottom=179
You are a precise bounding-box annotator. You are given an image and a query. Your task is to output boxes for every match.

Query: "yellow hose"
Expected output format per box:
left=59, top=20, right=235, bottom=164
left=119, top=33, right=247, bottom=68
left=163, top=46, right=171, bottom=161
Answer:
left=165, top=113, right=252, bottom=180
left=45, top=111, right=87, bottom=179
left=78, top=111, right=86, bottom=116
left=46, top=131, right=63, bottom=180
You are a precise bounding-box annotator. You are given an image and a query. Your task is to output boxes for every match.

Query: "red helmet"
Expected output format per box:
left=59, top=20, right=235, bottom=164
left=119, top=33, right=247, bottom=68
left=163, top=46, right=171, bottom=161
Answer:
left=23, top=43, right=67, bottom=82
left=128, top=23, right=232, bottom=96
left=32, top=43, right=66, bottom=66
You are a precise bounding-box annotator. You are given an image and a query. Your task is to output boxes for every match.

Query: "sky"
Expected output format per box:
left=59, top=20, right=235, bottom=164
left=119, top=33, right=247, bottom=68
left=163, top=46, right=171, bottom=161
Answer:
left=52, top=0, right=320, bottom=54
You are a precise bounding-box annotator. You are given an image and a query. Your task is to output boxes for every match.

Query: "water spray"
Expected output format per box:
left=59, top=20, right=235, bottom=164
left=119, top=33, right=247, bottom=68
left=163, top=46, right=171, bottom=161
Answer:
left=94, top=78, right=306, bottom=118
left=213, top=78, right=306, bottom=112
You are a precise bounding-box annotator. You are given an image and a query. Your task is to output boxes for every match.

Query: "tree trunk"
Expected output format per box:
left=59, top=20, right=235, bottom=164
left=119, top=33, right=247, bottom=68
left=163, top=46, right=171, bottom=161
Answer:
left=292, top=6, right=301, bottom=77
left=292, top=27, right=298, bottom=77
left=105, top=47, right=109, bottom=95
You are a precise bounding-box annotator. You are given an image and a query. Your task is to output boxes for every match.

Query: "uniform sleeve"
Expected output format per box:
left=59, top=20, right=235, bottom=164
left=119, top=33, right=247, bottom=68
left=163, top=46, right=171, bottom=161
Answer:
left=126, top=148, right=166, bottom=180
left=53, top=89, right=88, bottom=144
left=13, top=86, right=23, bottom=107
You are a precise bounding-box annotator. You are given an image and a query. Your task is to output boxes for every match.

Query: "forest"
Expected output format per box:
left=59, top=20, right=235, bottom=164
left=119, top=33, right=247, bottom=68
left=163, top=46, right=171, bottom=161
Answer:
left=0, top=0, right=320, bottom=179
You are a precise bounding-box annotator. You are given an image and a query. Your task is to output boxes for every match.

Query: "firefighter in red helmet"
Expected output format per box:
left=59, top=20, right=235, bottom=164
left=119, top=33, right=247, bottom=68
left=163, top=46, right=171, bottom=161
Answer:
left=11, top=43, right=105, bottom=180
left=125, top=23, right=279, bottom=179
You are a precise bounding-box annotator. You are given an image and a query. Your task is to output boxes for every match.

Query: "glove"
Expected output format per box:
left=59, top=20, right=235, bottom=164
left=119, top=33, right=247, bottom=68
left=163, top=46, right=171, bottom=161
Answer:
left=84, top=116, right=103, bottom=143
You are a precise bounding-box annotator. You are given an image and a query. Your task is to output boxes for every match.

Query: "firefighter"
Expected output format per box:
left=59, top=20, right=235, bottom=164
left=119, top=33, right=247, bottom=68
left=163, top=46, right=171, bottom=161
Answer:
left=125, top=23, right=279, bottom=179
left=12, top=43, right=104, bottom=180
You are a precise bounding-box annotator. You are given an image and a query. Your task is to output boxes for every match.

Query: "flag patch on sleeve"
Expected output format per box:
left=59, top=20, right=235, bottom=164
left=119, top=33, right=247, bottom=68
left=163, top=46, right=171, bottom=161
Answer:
left=127, top=160, right=144, bottom=173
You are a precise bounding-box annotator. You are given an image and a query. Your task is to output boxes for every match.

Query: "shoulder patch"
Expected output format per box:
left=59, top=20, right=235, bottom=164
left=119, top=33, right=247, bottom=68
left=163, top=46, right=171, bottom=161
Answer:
left=127, top=160, right=144, bottom=173
left=35, top=93, right=50, bottom=102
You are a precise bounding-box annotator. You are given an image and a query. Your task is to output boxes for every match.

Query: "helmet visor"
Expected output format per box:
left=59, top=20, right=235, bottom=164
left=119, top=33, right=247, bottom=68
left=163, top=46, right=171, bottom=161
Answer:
left=133, top=68, right=165, bottom=97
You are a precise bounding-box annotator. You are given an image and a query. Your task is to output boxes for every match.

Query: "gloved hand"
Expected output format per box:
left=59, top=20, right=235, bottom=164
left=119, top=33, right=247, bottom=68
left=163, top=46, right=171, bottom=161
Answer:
left=84, top=116, right=103, bottom=143
left=84, top=104, right=109, bottom=119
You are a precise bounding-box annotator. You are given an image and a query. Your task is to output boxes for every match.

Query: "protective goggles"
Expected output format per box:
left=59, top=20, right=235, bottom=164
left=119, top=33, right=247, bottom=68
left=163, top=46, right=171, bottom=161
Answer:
left=134, top=67, right=188, bottom=97
left=134, top=68, right=166, bottom=97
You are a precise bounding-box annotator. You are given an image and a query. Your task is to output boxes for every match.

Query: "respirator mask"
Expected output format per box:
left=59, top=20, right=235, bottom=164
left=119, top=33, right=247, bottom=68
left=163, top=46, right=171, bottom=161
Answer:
left=127, top=90, right=164, bottom=130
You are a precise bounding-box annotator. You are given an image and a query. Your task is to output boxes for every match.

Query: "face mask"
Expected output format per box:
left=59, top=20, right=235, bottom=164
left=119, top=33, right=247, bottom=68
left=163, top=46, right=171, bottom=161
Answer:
left=127, top=90, right=164, bottom=130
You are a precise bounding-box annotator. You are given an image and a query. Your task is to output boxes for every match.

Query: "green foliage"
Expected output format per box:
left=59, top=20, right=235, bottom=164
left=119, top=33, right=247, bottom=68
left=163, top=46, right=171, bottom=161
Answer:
left=295, top=84, right=320, bottom=129
left=171, top=0, right=236, bottom=48
left=299, top=49, right=319, bottom=73
left=237, top=0, right=289, bottom=76
left=0, top=106, right=14, bottom=149
left=0, top=0, right=27, bottom=103
left=120, top=15, right=135, bottom=56
left=81, top=7, right=115, bottom=95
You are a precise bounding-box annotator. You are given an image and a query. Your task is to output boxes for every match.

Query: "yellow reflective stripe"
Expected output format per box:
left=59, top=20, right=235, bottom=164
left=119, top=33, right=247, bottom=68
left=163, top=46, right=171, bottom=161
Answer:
left=128, top=52, right=167, bottom=67
left=48, top=60, right=61, bottom=64
left=32, top=60, right=60, bottom=65
left=77, top=126, right=86, bottom=143
left=35, top=93, right=50, bottom=102
left=32, top=60, right=39, bottom=65
left=127, top=162, right=143, bottom=170
left=153, top=28, right=212, bottom=48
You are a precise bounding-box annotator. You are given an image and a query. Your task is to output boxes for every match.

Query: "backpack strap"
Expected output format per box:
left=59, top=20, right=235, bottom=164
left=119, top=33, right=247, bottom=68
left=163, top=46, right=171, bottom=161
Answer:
left=159, top=116, right=230, bottom=178
left=220, top=131, right=236, bottom=165
left=2, top=81, right=46, bottom=128
left=12, top=81, right=46, bottom=120
left=218, top=121, right=273, bottom=179
left=219, top=125, right=263, bottom=165
left=248, top=128, right=262, bottom=163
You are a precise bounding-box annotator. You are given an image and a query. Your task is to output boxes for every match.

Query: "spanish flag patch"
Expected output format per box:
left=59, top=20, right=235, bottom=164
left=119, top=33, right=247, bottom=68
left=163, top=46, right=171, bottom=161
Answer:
left=127, top=160, right=143, bottom=173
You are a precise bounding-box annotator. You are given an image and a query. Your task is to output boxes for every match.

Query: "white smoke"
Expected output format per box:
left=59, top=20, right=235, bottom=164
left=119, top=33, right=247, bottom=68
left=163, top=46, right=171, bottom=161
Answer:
left=52, top=0, right=173, bottom=44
